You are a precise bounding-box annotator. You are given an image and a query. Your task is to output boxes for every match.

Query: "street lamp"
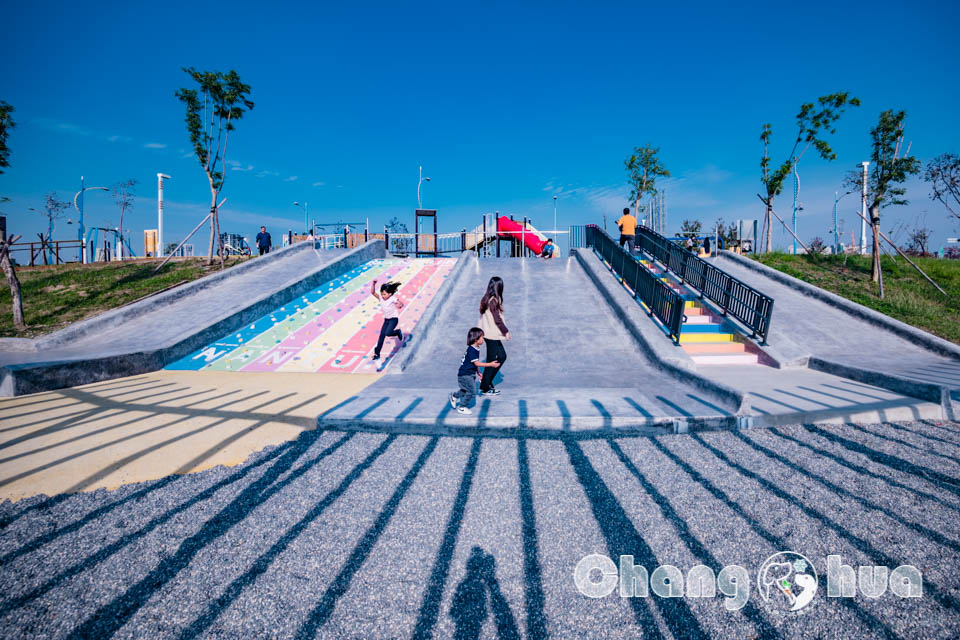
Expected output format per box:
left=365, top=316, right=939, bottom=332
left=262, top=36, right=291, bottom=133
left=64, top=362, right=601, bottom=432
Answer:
left=293, top=201, right=308, bottom=233
left=553, top=195, right=557, bottom=233
left=859, top=161, right=870, bottom=255
left=157, top=174, right=171, bottom=258
left=74, top=177, right=108, bottom=264
left=417, top=165, right=431, bottom=209
left=833, top=189, right=856, bottom=254
left=792, top=166, right=800, bottom=255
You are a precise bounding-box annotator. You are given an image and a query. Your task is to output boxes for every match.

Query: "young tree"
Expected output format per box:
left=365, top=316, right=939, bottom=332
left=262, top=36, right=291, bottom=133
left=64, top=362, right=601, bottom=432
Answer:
left=0, top=104, right=24, bottom=329
left=112, top=179, right=136, bottom=260
left=906, top=225, right=932, bottom=256
left=759, top=93, right=860, bottom=253
left=37, top=193, right=70, bottom=264
left=713, top=217, right=740, bottom=247
left=0, top=101, right=13, bottom=175
left=853, top=110, right=921, bottom=287
left=175, top=68, right=254, bottom=268
left=625, top=144, right=670, bottom=218
left=924, top=152, right=960, bottom=222
left=680, top=219, right=702, bottom=236
left=385, top=216, right=408, bottom=233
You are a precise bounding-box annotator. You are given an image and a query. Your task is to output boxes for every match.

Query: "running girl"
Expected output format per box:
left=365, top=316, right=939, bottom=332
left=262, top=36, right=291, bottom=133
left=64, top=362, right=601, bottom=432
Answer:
left=371, top=279, right=405, bottom=360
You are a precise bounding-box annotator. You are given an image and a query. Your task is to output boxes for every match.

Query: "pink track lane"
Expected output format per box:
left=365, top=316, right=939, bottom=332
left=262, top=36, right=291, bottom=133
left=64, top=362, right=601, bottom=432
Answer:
left=239, top=261, right=408, bottom=372
left=317, top=260, right=445, bottom=373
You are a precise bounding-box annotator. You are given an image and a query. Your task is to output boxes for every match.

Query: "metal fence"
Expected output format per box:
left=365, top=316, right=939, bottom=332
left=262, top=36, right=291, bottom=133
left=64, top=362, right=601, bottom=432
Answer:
left=635, top=225, right=774, bottom=344
left=586, top=224, right=686, bottom=344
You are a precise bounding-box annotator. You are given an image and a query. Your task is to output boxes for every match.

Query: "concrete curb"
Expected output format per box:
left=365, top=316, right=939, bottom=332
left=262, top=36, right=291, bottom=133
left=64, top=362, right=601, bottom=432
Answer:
left=389, top=251, right=473, bottom=374
left=31, top=240, right=320, bottom=351
left=0, top=240, right=386, bottom=396
left=574, top=248, right=750, bottom=416
left=717, top=250, right=960, bottom=362
left=808, top=356, right=950, bottom=420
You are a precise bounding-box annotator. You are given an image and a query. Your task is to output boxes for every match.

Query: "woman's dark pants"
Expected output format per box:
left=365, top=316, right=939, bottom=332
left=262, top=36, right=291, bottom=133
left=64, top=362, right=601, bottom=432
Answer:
left=480, top=339, right=507, bottom=392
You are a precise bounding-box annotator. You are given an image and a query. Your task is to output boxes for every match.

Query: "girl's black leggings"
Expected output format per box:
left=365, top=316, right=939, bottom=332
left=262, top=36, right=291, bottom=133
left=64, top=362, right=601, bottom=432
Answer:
left=375, top=317, right=403, bottom=357
left=480, top=339, right=507, bottom=392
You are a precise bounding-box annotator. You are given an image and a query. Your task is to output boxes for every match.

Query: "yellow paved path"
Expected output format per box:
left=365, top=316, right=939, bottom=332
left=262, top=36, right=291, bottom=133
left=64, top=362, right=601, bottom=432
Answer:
left=0, top=370, right=380, bottom=502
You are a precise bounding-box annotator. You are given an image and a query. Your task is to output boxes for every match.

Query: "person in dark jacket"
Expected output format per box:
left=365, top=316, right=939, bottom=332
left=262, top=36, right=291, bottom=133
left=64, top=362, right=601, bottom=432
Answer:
left=255, top=226, right=272, bottom=255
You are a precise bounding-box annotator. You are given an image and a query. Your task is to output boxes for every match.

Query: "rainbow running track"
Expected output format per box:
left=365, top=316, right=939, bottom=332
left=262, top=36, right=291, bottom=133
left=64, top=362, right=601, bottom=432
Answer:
left=165, top=257, right=455, bottom=374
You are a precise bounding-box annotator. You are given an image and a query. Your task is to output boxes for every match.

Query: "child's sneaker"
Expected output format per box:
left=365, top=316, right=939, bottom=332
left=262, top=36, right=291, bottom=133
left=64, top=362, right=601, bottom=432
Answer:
left=371, top=354, right=380, bottom=361
left=457, top=406, right=472, bottom=414
left=481, top=388, right=501, bottom=396
left=449, top=394, right=457, bottom=409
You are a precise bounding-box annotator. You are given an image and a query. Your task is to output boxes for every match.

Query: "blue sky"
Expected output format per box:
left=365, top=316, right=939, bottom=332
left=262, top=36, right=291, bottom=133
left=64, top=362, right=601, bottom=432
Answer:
left=1, top=0, right=958, bottom=255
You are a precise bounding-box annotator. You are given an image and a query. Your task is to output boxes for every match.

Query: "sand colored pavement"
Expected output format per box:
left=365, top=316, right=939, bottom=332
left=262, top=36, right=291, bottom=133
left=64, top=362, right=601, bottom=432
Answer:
left=0, top=370, right=380, bottom=502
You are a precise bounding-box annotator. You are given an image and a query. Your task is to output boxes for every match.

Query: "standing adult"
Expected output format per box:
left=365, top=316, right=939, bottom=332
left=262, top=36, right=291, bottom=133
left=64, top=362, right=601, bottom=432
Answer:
left=478, top=276, right=509, bottom=396
left=703, top=235, right=712, bottom=256
left=255, top=226, right=272, bottom=256
left=616, top=207, right=637, bottom=252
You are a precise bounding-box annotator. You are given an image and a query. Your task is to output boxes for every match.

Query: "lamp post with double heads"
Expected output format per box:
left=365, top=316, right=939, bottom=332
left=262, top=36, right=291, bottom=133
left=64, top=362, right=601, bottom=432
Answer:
left=293, top=201, right=308, bottom=234
left=74, top=177, right=108, bottom=264
left=417, top=166, right=430, bottom=210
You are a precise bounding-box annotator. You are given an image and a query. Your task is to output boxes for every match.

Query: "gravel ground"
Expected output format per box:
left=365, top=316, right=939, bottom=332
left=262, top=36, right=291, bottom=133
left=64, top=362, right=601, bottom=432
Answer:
left=1, top=420, right=959, bottom=639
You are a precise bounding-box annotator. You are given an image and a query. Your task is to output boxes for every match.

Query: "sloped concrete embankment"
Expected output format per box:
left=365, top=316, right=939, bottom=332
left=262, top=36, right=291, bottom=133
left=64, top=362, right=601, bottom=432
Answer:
left=0, top=241, right=386, bottom=396
left=715, top=250, right=959, bottom=420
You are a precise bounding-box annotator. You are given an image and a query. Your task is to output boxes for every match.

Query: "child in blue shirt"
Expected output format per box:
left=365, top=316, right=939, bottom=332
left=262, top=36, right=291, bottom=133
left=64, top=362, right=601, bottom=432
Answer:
left=449, top=327, right=500, bottom=414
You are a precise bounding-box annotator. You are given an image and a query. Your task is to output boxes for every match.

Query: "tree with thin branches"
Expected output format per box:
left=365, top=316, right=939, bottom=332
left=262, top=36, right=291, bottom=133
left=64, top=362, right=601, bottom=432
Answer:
left=36, top=193, right=70, bottom=265
left=112, top=179, right=136, bottom=260
left=845, top=110, right=920, bottom=292
left=0, top=100, right=24, bottom=329
left=759, top=93, right=860, bottom=253
left=175, top=68, right=254, bottom=268
left=625, top=144, right=669, bottom=219
left=924, top=152, right=960, bottom=222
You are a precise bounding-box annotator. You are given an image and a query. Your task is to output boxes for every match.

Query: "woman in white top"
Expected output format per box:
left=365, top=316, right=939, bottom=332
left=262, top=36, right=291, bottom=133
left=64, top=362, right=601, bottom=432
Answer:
left=371, top=279, right=405, bottom=360
left=478, top=276, right=510, bottom=395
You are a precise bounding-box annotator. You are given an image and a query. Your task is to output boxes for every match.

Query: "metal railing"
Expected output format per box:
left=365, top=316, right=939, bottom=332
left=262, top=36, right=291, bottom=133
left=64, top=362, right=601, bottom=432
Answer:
left=635, top=225, right=774, bottom=344
left=586, top=225, right=685, bottom=344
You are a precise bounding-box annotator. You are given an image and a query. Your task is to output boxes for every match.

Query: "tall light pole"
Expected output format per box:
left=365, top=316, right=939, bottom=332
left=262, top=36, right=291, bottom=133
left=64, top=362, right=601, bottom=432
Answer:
left=552, top=194, right=558, bottom=233
left=157, top=173, right=171, bottom=257
left=792, top=166, right=800, bottom=255
left=833, top=189, right=855, bottom=254
left=417, top=165, right=430, bottom=209
left=73, top=177, right=108, bottom=264
left=859, top=161, right=870, bottom=254
left=293, top=201, right=308, bottom=233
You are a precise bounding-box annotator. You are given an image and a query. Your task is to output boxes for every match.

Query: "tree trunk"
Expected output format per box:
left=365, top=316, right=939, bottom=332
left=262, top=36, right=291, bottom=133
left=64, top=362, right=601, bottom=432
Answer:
left=0, top=243, right=25, bottom=330
left=634, top=196, right=640, bottom=218
left=207, top=189, right=217, bottom=266
left=870, top=203, right=881, bottom=283
left=764, top=199, right=773, bottom=254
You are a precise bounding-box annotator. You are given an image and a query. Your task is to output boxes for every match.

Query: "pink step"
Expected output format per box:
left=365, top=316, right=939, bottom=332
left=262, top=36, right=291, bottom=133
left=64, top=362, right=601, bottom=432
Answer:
left=691, top=353, right=760, bottom=365
left=682, top=342, right=750, bottom=354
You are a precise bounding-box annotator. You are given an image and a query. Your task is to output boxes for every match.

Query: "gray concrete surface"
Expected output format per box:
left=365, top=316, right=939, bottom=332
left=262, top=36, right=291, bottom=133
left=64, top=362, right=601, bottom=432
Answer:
left=321, top=256, right=743, bottom=431
left=2, top=420, right=959, bottom=638
left=0, top=242, right=386, bottom=396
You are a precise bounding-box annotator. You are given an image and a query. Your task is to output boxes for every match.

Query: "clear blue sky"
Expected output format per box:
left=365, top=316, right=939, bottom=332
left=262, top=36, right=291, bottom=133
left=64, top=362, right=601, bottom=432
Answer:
left=1, top=0, right=958, bottom=254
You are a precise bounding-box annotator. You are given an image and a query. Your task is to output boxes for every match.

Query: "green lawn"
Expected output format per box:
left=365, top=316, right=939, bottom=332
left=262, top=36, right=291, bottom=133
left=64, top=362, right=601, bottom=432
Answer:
left=752, top=252, right=960, bottom=345
left=0, top=257, right=250, bottom=338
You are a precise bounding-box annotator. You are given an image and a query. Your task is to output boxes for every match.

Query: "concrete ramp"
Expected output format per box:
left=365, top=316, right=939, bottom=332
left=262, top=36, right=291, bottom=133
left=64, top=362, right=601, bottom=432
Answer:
left=318, top=255, right=741, bottom=434
left=0, top=240, right=386, bottom=395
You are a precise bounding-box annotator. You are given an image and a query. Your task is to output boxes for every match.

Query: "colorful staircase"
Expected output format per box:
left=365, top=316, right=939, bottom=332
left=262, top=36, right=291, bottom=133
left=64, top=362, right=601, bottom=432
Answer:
left=638, top=258, right=762, bottom=366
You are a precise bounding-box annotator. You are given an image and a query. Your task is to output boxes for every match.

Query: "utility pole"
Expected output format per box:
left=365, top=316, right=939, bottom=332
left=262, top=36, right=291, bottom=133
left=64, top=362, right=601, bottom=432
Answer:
left=792, top=166, right=800, bottom=255
left=157, top=173, right=171, bottom=257
left=859, top=161, right=870, bottom=254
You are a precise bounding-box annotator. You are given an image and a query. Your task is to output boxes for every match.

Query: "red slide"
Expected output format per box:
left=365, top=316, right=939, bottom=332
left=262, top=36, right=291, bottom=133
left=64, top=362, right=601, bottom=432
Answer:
left=496, top=216, right=547, bottom=255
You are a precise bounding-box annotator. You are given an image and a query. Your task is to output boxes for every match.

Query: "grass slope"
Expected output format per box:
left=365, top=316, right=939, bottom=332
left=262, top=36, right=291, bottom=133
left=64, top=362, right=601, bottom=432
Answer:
left=0, top=257, right=249, bottom=338
left=753, top=252, right=960, bottom=345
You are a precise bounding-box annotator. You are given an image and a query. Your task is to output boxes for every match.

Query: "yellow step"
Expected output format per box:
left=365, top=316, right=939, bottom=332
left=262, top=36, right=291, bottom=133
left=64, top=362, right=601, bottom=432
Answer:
left=679, top=332, right=735, bottom=344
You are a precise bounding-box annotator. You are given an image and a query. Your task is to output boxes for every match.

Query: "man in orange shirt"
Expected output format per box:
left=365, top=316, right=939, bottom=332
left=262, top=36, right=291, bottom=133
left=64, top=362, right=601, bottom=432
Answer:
left=616, top=207, right=637, bottom=252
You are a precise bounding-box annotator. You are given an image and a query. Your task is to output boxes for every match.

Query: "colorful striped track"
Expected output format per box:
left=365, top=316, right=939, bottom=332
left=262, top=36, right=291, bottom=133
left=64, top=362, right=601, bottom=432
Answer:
left=165, top=258, right=456, bottom=374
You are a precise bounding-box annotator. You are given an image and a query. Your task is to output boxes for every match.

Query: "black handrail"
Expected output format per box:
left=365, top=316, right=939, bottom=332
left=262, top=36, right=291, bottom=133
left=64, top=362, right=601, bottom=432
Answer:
left=635, top=225, right=775, bottom=344
left=586, top=225, right=685, bottom=344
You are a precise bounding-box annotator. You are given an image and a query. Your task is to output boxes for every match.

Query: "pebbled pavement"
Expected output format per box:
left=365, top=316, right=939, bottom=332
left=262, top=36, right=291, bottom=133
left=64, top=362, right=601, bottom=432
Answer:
left=1, top=420, right=959, bottom=638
